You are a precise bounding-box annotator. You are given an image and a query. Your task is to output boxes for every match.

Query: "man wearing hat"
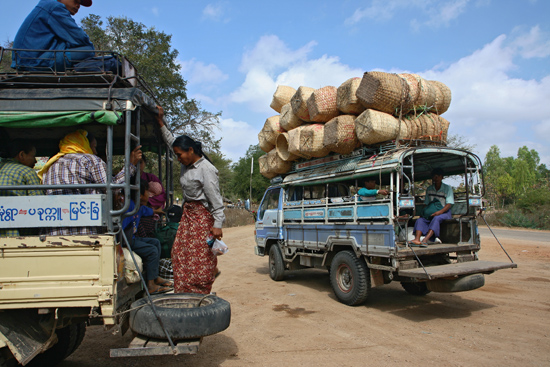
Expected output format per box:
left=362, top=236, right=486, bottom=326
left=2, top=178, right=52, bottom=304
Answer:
left=410, top=167, right=454, bottom=247
left=11, top=0, right=95, bottom=71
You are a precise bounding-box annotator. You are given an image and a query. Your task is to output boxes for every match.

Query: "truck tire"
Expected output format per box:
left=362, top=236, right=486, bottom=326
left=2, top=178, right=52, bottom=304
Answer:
left=27, top=322, right=86, bottom=367
left=427, top=273, right=485, bottom=293
left=401, top=281, right=431, bottom=296
left=269, top=245, right=285, bottom=281
left=330, top=250, right=370, bottom=306
left=129, top=293, right=231, bottom=340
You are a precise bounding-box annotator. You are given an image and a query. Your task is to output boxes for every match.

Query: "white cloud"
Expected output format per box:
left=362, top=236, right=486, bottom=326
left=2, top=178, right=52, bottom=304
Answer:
left=214, top=118, right=259, bottom=162
left=151, top=7, right=159, bottom=17
left=179, top=58, right=228, bottom=87
left=346, top=0, right=475, bottom=28
left=202, top=3, right=230, bottom=23
left=510, top=26, right=550, bottom=59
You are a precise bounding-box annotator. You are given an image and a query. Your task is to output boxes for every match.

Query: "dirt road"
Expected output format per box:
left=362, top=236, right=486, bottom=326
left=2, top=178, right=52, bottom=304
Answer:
left=62, top=225, right=550, bottom=367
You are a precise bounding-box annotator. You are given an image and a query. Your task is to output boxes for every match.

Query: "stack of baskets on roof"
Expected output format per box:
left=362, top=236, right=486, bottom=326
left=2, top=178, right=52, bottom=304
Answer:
left=258, top=71, right=452, bottom=178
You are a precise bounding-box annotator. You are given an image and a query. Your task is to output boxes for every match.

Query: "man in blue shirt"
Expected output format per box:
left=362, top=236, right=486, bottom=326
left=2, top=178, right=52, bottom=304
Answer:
left=358, top=178, right=389, bottom=200
left=12, top=0, right=95, bottom=71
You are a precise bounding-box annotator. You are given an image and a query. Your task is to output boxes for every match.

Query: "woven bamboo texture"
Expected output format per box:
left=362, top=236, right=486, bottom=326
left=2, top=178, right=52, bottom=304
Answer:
left=287, top=126, right=311, bottom=159
left=258, top=129, right=275, bottom=152
left=323, top=115, right=360, bottom=154
left=300, top=124, right=330, bottom=158
left=414, top=75, right=437, bottom=110
left=355, top=109, right=401, bottom=145
left=307, top=86, right=339, bottom=123
left=429, top=80, right=452, bottom=114
left=291, top=86, right=315, bottom=122
left=270, top=85, right=296, bottom=113
left=356, top=71, right=410, bottom=115
left=266, top=148, right=291, bottom=174
left=279, top=103, right=303, bottom=131
left=258, top=154, right=277, bottom=179
left=337, top=77, right=366, bottom=115
left=276, top=132, right=299, bottom=161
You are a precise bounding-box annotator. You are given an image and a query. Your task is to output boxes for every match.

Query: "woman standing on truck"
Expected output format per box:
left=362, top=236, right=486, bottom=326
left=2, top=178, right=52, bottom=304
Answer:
left=156, top=108, right=225, bottom=294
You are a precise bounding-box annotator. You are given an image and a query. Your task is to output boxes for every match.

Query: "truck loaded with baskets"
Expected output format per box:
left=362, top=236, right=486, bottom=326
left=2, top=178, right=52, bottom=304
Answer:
left=0, top=48, right=230, bottom=366
left=254, top=72, right=517, bottom=306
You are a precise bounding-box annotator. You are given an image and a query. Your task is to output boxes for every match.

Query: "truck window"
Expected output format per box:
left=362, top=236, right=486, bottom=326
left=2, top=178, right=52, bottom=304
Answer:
left=259, top=188, right=280, bottom=220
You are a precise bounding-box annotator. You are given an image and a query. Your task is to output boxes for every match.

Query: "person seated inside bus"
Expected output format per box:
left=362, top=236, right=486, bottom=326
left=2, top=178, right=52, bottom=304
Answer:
left=410, top=167, right=454, bottom=247
left=358, top=178, right=389, bottom=201
left=39, top=129, right=142, bottom=236
left=0, top=139, right=44, bottom=237
left=136, top=156, right=166, bottom=237
left=11, top=0, right=95, bottom=71
left=122, top=180, right=172, bottom=294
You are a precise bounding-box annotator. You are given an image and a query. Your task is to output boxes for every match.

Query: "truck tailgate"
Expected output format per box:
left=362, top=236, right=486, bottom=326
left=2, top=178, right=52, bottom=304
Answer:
left=398, top=260, right=517, bottom=280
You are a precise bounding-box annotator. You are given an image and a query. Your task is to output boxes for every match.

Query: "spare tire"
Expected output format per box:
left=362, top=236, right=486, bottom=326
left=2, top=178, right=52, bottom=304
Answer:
left=427, top=273, right=485, bottom=293
left=129, top=293, right=231, bottom=340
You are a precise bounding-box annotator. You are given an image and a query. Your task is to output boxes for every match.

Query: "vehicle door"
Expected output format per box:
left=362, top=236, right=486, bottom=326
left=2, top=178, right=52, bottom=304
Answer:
left=255, top=187, right=282, bottom=246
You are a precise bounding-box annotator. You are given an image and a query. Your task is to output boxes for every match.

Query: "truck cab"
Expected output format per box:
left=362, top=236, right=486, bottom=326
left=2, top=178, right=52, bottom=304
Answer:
left=255, top=144, right=517, bottom=306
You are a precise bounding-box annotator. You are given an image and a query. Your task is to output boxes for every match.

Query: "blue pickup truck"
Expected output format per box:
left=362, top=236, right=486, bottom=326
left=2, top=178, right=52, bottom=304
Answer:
left=254, top=145, right=517, bottom=306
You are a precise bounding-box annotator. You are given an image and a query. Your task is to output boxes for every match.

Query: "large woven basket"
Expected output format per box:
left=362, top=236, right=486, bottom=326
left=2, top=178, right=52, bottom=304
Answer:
left=279, top=103, right=303, bottom=131
left=276, top=132, right=300, bottom=161
left=262, top=115, right=284, bottom=145
left=414, top=75, right=437, bottom=110
left=307, top=86, right=339, bottom=123
left=270, top=85, right=296, bottom=113
left=337, top=77, right=366, bottom=115
left=323, top=115, right=360, bottom=154
left=398, top=73, right=420, bottom=112
left=291, top=86, right=315, bottom=122
left=429, top=80, right=452, bottom=114
left=258, top=153, right=277, bottom=179
left=356, top=71, right=410, bottom=115
left=355, top=109, right=401, bottom=145
left=266, top=148, right=292, bottom=174
left=258, top=129, right=275, bottom=152
left=287, top=126, right=311, bottom=159
left=300, top=124, right=330, bottom=158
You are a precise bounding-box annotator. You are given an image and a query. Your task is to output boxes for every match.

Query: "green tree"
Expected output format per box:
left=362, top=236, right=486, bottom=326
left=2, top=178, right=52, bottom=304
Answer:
left=230, top=145, right=271, bottom=203
left=0, top=42, right=13, bottom=73
left=80, top=15, right=222, bottom=149
left=208, top=151, right=234, bottom=201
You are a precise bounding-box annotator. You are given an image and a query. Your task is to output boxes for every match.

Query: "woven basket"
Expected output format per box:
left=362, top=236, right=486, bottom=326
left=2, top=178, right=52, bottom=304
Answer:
left=300, top=124, right=330, bottom=158
left=258, top=154, right=277, bottom=179
left=279, top=103, right=303, bottom=131
left=266, top=148, right=292, bottom=174
left=414, top=75, right=437, bottom=110
left=287, top=126, right=311, bottom=159
left=439, top=115, right=450, bottom=142
left=291, top=86, right=315, bottom=122
left=323, top=115, right=360, bottom=154
left=276, top=132, right=299, bottom=161
left=356, top=71, right=410, bottom=115
left=307, top=86, right=339, bottom=123
left=395, top=118, right=412, bottom=141
left=398, top=73, right=421, bottom=112
left=258, top=129, right=275, bottom=152
left=429, top=80, right=452, bottom=114
left=263, top=115, right=284, bottom=144
left=355, top=109, right=400, bottom=145
left=270, top=85, right=296, bottom=113
left=337, top=77, right=366, bottom=115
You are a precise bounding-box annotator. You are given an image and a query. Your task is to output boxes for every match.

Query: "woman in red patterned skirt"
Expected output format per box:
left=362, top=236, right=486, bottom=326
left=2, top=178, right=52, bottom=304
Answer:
left=157, top=110, right=225, bottom=294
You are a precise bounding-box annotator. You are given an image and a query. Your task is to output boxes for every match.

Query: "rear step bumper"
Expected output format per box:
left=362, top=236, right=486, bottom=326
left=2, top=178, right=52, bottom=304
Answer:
left=398, top=260, right=517, bottom=280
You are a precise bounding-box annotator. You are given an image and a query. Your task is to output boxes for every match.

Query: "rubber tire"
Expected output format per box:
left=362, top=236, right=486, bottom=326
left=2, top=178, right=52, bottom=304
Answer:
left=329, top=250, right=370, bottom=306
left=27, top=322, right=86, bottom=367
left=427, top=273, right=485, bottom=293
left=401, top=281, right=431, bottom=296
left=129, top=293, right=231, bottom=340
left=269, top=245, right=285, bottom=281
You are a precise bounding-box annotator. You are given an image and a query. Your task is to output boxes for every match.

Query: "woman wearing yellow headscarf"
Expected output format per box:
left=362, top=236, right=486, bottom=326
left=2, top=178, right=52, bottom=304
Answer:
left=41, top=129, right=142, bottom=236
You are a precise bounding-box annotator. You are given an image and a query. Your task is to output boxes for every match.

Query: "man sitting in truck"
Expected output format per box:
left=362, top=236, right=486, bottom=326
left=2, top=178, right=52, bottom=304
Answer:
left=410, top=167, right=454, bottom=247
left=39, top=129, right=142, bottom=235
left=358, top=178, right=389, bottom=201
left=11, top=0, right=95, bottom=72
left=0, top=139, right=44, bottom=237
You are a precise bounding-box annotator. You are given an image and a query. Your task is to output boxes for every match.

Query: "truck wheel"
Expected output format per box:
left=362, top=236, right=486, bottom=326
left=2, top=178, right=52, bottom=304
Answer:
left=129, top=293, right=231, bottom=340
left=401, top=281, right=431, bottom=296
left=269, top=245, right=285, bottom=281
left=27, top=322, right=86, bottom=367
left=330, top=250, right=370, bottom=306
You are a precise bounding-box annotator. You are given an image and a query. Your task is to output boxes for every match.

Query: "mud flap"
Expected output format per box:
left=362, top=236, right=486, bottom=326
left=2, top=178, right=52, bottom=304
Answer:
left=0, top=310, right=56, bottom=365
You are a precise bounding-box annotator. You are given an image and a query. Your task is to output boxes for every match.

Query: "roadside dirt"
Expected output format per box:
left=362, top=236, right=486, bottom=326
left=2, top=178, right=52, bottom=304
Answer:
left=62, top=225, right=550, bottom=367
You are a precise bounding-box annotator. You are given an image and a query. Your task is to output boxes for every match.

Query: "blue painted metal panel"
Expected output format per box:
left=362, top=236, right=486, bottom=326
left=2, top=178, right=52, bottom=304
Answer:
left=303, top=208, right=325, bottom=219
left=284, top=209, right=302, bottom=220
left=327, top=206, right=354, bottom=219
left=356, top=204, right=389, bottom=218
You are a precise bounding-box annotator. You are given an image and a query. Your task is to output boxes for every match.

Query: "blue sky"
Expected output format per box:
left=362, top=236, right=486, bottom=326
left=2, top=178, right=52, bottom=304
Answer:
left=2, top=0, right=549, bottom=167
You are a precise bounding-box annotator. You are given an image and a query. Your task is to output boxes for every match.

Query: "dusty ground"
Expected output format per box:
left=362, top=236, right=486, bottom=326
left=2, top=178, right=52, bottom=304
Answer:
left=62, top=225, right=550, bottom=367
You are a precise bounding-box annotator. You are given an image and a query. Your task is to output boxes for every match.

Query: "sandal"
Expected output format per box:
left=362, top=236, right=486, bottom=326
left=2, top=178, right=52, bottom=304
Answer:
left=408, top=241, right=428, bottom=248
left=150, top=286, right=172, bottom=295
left=156, top=280, right=174, bottom=287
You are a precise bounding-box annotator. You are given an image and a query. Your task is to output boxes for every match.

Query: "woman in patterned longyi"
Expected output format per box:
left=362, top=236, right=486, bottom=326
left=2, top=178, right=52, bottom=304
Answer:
left=157, top=109, right=225, bottom=294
